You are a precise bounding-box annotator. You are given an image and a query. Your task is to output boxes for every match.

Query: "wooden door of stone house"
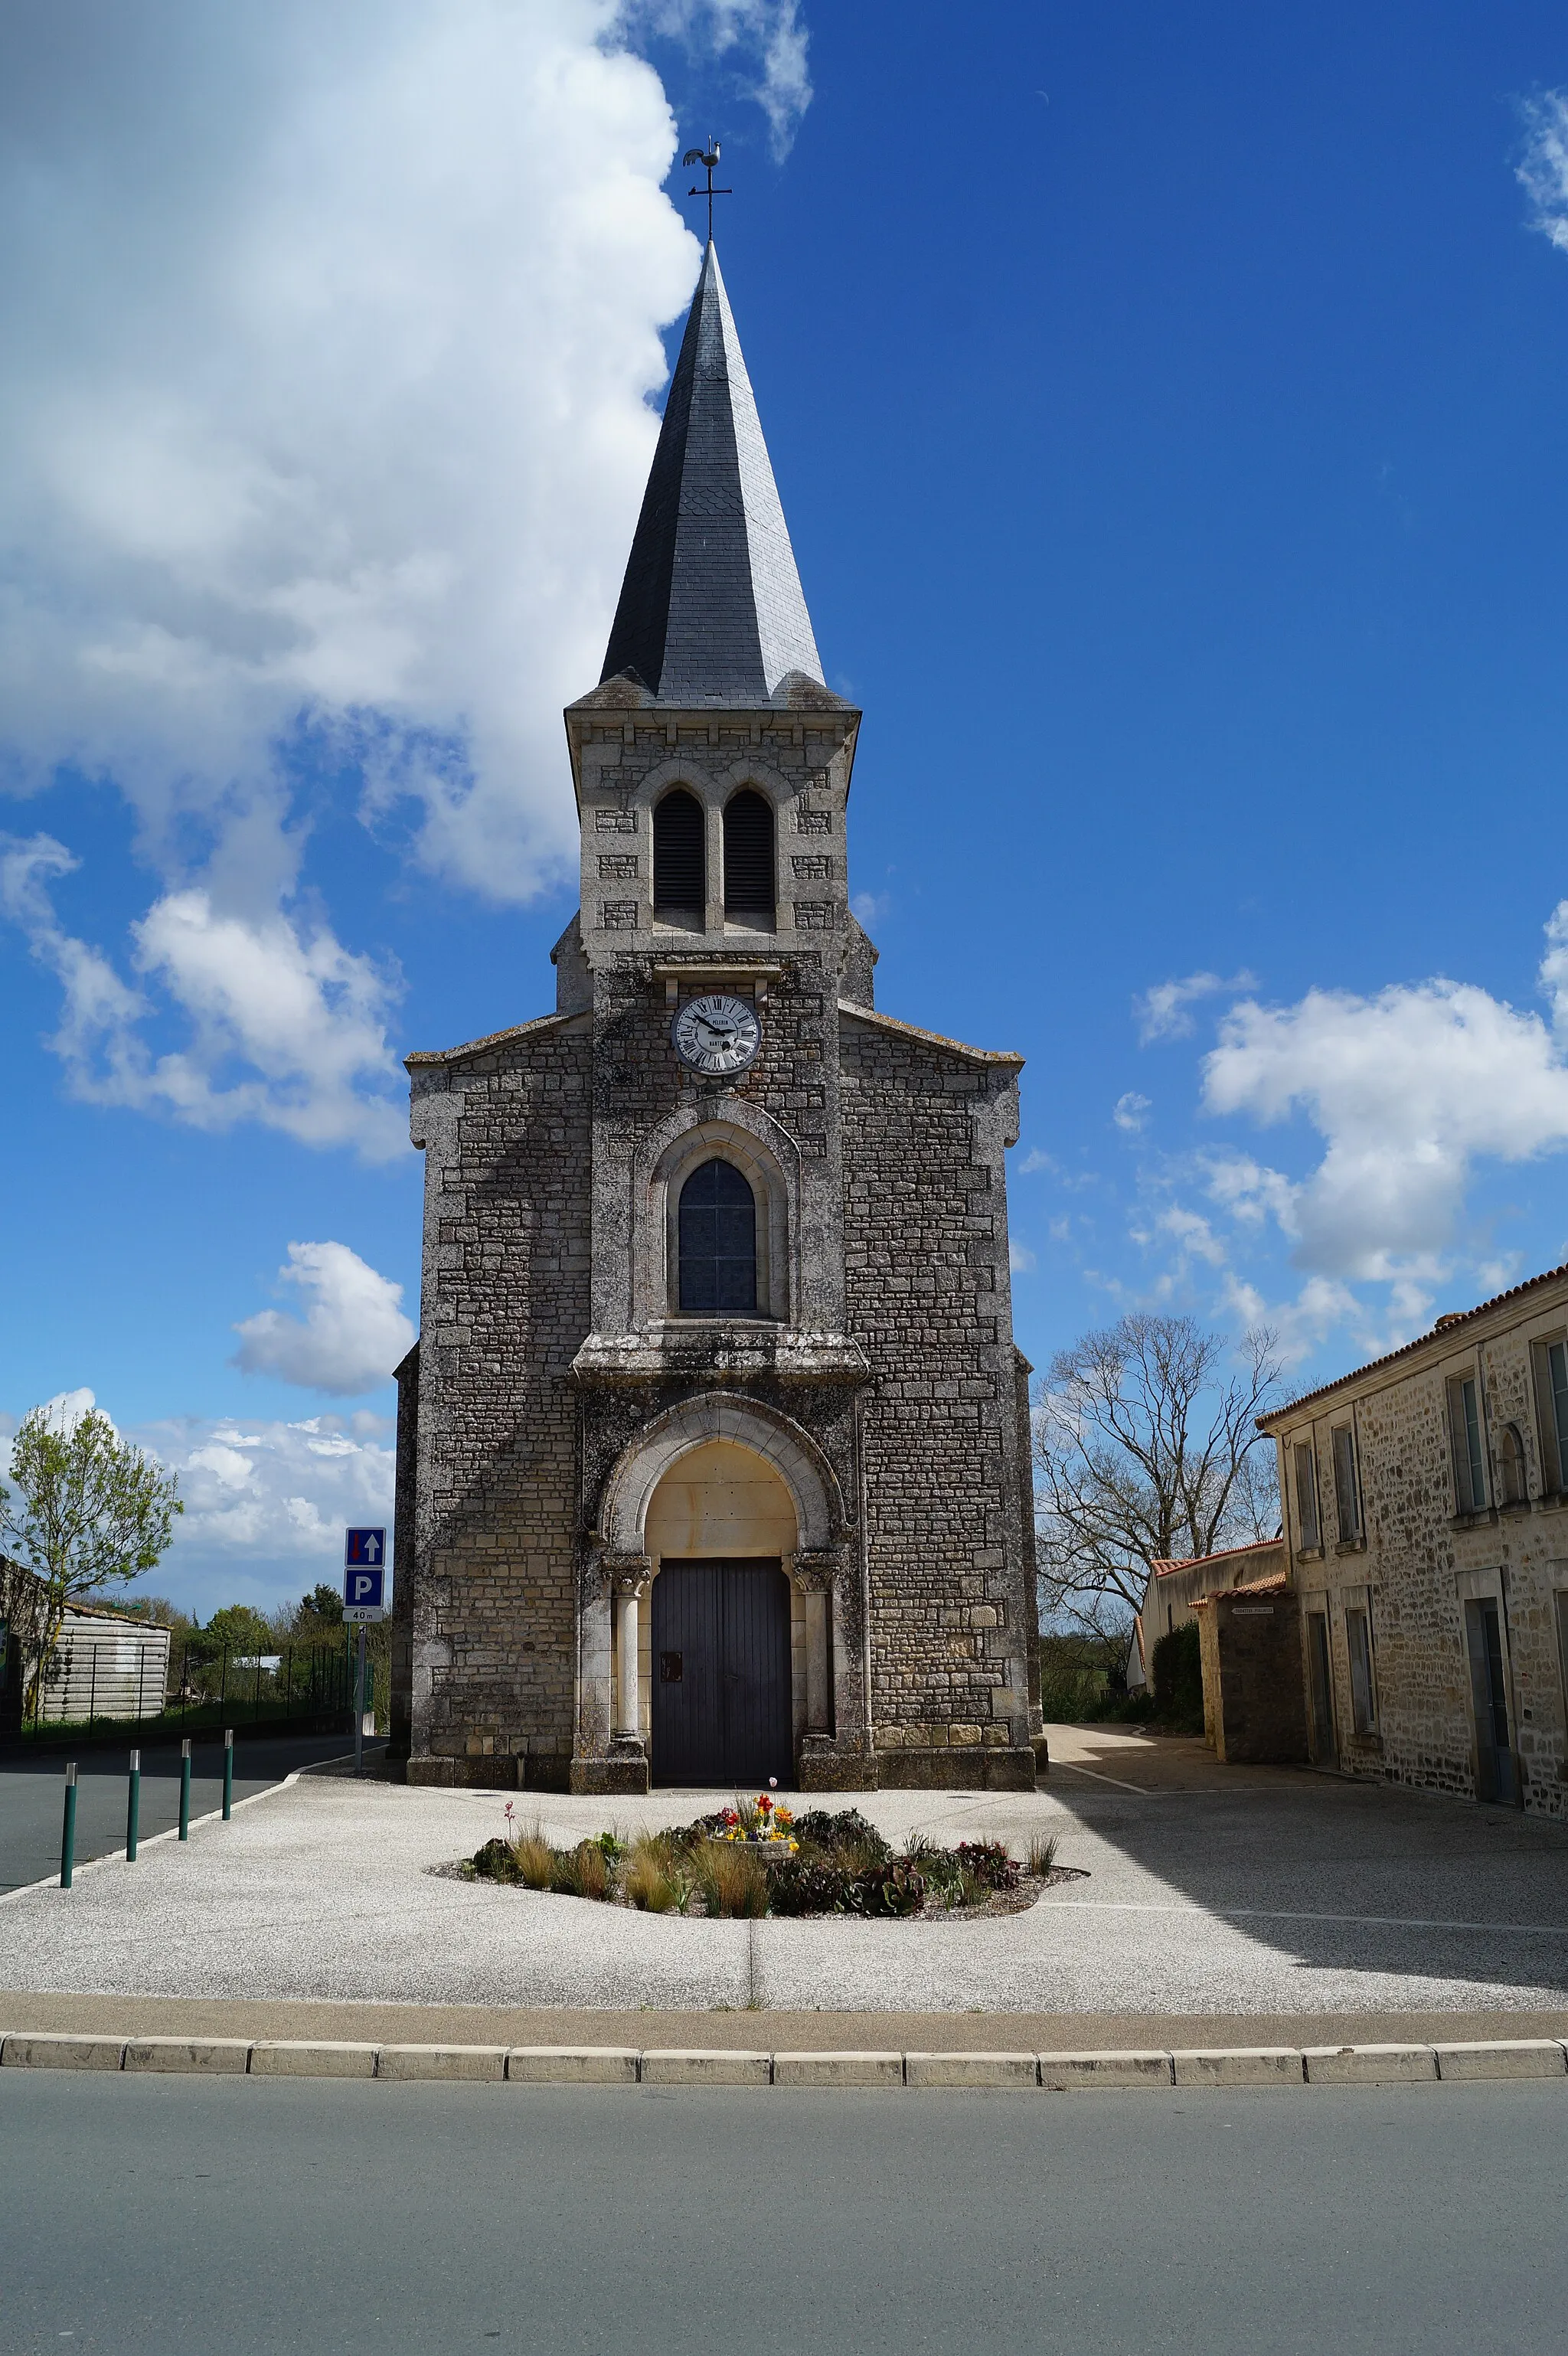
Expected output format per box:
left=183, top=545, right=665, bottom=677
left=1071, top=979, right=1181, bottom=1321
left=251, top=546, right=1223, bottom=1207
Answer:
left=1465, top=1596, right=1518, bottom=1806
left=650, top=1560, right=792, bottom=1788
left=1306, top=1611, right=1336, bottom=1766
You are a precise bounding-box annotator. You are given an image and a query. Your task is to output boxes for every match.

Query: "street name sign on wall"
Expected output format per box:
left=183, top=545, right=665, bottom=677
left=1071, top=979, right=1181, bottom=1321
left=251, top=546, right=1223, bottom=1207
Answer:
left=343, top=1529, right=388, bottom=1622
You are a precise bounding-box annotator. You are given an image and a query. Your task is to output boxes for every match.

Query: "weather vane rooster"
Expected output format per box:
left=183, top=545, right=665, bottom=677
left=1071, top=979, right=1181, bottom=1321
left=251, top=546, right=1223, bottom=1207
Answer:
left=683, top=139, right=731, bottom=243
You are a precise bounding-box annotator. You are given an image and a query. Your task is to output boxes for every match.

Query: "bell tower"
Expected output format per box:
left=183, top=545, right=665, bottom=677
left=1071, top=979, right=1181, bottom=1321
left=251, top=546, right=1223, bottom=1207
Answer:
left=559, top=240, right=869, bottom=1000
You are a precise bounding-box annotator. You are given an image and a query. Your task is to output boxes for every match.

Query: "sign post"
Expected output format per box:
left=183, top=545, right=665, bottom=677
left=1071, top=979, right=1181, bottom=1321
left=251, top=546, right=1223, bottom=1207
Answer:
left=344, top=1530, right=389, bottom=1777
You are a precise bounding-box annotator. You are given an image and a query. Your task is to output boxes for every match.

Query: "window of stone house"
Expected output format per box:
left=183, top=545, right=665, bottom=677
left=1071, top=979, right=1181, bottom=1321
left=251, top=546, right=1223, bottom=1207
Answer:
left=1447, top=1374, right=1488, bottom=1515
left=1331, top=1423, right=1361, bottom=1544
left=723, top=789, right=776, bottom=926
left=653, top=788, right=705, bottom=923
left=1535, top=1338, right=1568, bottom=1495
left=677, top=1158, right=758, bottom=1314
left=1554, top=1591, right=1568, bottom=1733
left=1498, top=1423, right=1528, bottom=1508
left=1292, top=1441, right=1321, bottom=1551
left=1345, top=1605, right=1377, bottom=1735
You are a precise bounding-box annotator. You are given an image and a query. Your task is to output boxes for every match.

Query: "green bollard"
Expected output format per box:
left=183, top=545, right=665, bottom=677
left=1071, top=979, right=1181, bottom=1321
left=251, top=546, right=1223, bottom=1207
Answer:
left=223, top=1727, right=234, bottom=1821
left=178, top=1737, right=191, bottom=1840
left=126, top=1749, right=141, bottom=1862
left=60, top=1763, right=77, bottom=1889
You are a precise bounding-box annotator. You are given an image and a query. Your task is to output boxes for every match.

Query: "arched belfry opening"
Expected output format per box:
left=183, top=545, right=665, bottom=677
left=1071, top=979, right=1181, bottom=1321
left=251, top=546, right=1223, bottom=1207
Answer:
left=641, top=1440, right=797, bottom=1788
left=653, top=787, right=705, bottom=926
left=723, top=788, right=775, bottom=926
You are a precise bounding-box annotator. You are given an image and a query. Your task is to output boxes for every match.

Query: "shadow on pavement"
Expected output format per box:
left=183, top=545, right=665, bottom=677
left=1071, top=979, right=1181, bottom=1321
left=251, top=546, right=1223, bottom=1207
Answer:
left=1040, top=1720, right=1568, bottom=2001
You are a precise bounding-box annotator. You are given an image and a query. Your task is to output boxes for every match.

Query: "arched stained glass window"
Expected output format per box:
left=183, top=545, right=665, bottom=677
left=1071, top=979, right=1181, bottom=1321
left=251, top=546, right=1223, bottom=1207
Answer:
left=723, top=789, right=775, bottom=923
left=678, top=1158, right=758, bottom=1314
left=654, top=789, right=705, bottom=920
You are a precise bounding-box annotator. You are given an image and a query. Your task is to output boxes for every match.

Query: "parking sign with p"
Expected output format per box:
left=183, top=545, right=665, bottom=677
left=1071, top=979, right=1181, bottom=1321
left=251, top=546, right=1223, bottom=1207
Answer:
left=344, top=1528, right=388, bottom=1621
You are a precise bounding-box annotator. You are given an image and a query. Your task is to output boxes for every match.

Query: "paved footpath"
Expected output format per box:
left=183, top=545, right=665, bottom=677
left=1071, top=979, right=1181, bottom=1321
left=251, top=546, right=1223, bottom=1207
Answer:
left=4, top=2070, right=1566, bottom=2355
left=5, top=1727, right=1568, bottom=2019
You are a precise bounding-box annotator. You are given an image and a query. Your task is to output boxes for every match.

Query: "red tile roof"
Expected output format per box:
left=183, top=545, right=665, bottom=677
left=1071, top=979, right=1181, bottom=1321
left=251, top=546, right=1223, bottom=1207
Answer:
left=1152, top=1538, right=1286, bottom=1580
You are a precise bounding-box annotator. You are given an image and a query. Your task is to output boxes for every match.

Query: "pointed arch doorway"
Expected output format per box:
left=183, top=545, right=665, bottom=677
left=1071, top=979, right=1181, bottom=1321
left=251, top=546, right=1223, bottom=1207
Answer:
left=644, top=1440, right=795, bottom=1788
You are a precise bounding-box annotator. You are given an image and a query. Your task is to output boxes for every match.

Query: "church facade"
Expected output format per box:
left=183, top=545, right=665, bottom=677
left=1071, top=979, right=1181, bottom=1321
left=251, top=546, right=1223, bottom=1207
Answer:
left=390, top=244, right=1042, bottom=1794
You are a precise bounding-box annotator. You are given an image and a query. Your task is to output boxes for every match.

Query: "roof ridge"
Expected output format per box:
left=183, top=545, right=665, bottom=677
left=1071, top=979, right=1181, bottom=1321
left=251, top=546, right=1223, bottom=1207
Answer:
left=1258, top=1259, right=1568, bottom=1426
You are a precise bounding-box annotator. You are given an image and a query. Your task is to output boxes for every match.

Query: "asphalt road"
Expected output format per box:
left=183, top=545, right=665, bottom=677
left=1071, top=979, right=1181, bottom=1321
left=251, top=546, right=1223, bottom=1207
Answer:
left=0, top=1735, right=384, bottom=1892
left=2, top=2075, right=1565, bottom=2354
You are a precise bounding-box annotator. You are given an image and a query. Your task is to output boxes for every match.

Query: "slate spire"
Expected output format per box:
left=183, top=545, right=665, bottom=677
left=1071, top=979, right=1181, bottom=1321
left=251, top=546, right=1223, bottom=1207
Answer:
left=601, top=242, right=823, bottom=705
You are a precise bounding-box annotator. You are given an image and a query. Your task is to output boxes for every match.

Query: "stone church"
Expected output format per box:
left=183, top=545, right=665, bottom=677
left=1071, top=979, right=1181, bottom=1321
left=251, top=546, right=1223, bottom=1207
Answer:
left=390, top=243, right=1041, bottom=1793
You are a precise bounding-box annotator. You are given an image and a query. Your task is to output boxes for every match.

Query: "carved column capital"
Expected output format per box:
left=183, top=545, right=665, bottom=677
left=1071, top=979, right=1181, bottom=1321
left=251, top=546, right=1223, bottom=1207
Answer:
left=792, top=1547, right=842, bottom=1593
left=600, top=1549, right=652, bottom=1596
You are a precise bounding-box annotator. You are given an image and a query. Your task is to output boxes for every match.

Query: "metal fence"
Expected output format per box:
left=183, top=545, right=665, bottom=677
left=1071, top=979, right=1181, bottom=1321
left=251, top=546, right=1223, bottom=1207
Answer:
left=26, top=1631, right=353, bottom=1735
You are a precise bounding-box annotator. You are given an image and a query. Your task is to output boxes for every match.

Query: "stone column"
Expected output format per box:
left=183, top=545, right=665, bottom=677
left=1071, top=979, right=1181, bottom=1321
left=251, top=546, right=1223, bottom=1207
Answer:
left=793, top=1554, right=835, bottom=1740
left=616, top=1578, right=642, bottom=1740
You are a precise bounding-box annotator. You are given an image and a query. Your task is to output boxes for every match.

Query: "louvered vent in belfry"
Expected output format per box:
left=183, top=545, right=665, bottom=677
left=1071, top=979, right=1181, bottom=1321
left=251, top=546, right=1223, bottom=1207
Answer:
left=654, top=789, right=705, bottom=917
left=723, top=790, right=775, bottom=923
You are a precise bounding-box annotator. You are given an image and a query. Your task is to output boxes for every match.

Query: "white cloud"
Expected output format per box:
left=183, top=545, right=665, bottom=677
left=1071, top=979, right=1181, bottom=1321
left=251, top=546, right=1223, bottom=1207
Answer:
left=639, top=2, right=812, bottom=157
left=132, top=1410, right=397, bottom=1613
left=1009, top=1239, right=1037, bottom=1275
left=1135, top=969, right=1255, bottom=1044
left=3, top=833, right=407, bottom=1161
left=1201, top=903, right=1568, bottom=1282
left=1518, top=89, right=1568, bottom=255
left=851, top=891, right=890, bottom=926
left=1200, top=1152, right=1300, bottom=1232
left=2, top=1387, right=399, bottom=1613
left=1217, top=1271, right=1365, bottom=1368
left=1018, top=1147, right=1057, bottom=1175
left=0, top=2, right=716, bottom=902
left=233, top=1242, right=416, bottom=1395
left=1113, top=1090, right=1151, bottom=1134
left=0, top=4, right=811, bottom=1155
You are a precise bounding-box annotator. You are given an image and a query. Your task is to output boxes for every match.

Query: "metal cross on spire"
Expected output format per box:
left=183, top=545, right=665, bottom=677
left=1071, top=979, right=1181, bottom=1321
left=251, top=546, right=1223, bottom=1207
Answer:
left=682, top=139, right=731, bottom=243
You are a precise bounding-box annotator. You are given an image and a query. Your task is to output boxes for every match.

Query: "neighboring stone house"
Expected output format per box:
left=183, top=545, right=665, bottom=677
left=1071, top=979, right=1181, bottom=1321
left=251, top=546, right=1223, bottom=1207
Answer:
left=1259, top=1263, right=1568, bottom=1816
left=1128, top=1539, right=1286, bottom=1689
left=390, top=243, right=1041, bottom=1795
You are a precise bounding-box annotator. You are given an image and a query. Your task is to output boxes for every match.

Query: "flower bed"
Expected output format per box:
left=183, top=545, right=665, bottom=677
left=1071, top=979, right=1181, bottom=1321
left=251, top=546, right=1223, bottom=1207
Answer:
left=459, top=1797, right=1080, bottom=1919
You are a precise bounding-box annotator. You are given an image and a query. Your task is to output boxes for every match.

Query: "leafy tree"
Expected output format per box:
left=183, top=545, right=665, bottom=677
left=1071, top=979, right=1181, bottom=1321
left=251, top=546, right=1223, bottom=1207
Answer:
left=0, top=1405, right=181, bottom=1717
left=293, top=1582, right=345, bottom=1630
left=201, top=1603, right=276, bottom=1659
left=1034, top=1314, right=1283, bottom=1636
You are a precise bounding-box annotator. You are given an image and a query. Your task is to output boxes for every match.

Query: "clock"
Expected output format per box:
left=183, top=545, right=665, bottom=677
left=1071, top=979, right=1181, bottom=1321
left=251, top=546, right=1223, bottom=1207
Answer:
left=671, top=992, right=762, bottom=1077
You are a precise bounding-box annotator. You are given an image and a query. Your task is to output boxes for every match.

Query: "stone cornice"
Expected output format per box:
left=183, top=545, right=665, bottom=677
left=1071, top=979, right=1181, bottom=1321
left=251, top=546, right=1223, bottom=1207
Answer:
left=838, top=1002, right=1024, bottom=1072
left=570, top=1326, right=871, bottom=1387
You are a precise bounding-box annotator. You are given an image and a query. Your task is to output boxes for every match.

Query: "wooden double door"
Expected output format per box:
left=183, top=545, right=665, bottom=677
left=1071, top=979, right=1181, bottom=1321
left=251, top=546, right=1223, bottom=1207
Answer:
left=650, top=1559, right=792, bottom=1789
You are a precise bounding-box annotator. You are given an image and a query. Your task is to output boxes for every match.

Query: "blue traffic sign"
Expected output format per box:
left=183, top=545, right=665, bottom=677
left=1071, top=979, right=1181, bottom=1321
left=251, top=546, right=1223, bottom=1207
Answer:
left=345, top=1528, right=386, bottom=1567
left=344, top=1563, right=385, bottom=1613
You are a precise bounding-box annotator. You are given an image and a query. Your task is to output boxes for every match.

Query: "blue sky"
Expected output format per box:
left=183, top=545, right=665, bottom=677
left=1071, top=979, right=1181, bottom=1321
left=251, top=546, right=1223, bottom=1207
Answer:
left=4, top=1, right=1568, bottom=1613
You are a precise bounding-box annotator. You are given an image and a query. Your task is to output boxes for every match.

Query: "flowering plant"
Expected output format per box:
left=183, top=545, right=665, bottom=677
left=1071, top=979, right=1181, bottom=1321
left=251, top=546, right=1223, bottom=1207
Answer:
left=717, top=1792, right=798, bottom=1850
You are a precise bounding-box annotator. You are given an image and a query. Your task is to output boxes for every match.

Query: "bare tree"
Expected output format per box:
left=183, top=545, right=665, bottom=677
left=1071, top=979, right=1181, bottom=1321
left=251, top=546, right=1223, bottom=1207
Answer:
left=1033, top=1314, right=1283, bottom=1635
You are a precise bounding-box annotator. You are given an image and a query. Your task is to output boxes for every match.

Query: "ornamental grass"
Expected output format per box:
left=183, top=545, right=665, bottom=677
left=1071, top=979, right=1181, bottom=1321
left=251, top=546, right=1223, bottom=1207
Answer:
left=464, top=1794, right=1070, bottom=1918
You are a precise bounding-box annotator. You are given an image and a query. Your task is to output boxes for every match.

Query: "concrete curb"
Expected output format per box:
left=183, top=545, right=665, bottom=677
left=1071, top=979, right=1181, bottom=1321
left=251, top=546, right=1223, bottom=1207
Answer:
left=4, top=2032, right=1567, bottom=2087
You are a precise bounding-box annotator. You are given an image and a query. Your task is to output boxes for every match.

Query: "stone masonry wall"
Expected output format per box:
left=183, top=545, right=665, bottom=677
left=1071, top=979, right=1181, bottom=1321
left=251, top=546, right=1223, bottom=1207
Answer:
left=403, top=1018, right=593, bottom=1788
left=840, top=1013, right=1033, bottom=1763
left=1271, top=1273, right=1568, bottom=1818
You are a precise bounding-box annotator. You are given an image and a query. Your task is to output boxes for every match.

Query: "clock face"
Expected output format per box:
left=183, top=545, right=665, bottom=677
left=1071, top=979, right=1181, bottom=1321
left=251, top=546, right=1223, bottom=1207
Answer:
left=671, top=992, right=762, bottom=1077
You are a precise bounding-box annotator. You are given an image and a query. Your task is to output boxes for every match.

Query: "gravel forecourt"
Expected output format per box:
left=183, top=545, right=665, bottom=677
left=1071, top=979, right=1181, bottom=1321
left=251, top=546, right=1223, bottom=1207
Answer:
left=6, top=1726, right=1568, bottom=2017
